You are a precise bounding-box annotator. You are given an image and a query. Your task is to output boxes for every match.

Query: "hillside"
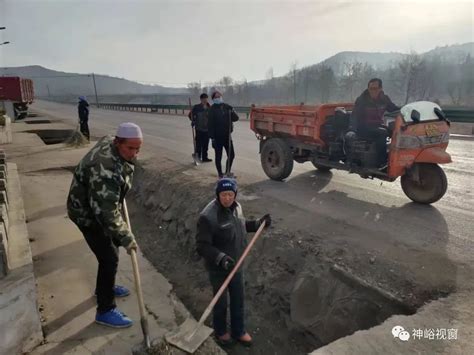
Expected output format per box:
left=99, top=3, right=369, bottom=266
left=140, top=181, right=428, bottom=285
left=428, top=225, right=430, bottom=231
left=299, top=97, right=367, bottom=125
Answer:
left=1, top=42, right=471, bottom=103
left=0, top=65, right=186, bottom=98
left=304, top=42, right=473, bottom=75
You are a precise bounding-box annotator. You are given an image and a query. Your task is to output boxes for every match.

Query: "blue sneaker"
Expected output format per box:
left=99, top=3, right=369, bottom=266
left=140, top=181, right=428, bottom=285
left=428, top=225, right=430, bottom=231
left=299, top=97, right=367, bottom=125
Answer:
left=95, top=308, right=133, bottom=328
left=94, top=285, right=130, bottom=298
left=113, top=285, right=130, bottom=298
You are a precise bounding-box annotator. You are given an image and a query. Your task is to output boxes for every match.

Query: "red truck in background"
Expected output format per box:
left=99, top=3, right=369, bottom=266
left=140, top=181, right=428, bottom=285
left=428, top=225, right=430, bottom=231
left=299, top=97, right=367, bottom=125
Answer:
left=0, top=77, right=35, bottom=119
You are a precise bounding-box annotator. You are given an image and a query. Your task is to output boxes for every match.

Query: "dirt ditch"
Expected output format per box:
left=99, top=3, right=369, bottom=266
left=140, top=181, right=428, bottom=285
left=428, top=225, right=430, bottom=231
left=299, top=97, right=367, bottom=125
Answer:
left=24, top=119, right=52, bottom=124
left=127, top=159, right=453, bottom=354
left=26, top=129, right=75, bottom=145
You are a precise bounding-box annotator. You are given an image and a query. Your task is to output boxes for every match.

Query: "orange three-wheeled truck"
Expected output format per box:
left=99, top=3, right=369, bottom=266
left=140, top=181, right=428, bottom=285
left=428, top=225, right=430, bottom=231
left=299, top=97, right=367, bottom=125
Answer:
left=250, top=101, right=451, bottom=204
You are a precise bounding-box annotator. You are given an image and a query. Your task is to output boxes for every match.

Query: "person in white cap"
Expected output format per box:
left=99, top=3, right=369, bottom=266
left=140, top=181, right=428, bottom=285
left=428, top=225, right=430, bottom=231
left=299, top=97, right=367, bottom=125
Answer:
left=67, top=122, right=143, bottom=328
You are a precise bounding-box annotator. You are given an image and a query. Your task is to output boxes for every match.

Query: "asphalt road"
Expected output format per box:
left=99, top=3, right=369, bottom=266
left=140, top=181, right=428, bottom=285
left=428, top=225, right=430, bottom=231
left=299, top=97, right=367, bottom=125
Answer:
left=31, top=100, right=474, bottom=285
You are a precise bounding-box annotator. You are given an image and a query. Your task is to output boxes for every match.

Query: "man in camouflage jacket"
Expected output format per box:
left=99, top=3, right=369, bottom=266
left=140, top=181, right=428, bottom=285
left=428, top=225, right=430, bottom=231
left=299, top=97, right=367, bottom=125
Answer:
left=67, top=122, right=142, bottom=328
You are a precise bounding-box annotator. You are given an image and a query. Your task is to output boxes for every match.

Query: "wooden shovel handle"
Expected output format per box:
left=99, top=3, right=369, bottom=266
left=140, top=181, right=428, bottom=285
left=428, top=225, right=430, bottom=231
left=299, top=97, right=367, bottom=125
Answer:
left=122, top=200, right=151, bottom=348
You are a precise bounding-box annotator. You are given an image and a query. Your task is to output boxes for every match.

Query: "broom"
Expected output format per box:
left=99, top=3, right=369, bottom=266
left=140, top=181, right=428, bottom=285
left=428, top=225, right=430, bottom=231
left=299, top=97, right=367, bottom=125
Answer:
left=65, top=120, right=89, bottom=147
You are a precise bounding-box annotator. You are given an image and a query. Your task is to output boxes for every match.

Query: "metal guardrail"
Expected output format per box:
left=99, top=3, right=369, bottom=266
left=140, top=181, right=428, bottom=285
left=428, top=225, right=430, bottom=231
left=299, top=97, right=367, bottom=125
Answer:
left=443, top=109, right=474, bottom=123
left=98, top=103, right=251, bottom=118
left=97, top=103, right=474, bottom=123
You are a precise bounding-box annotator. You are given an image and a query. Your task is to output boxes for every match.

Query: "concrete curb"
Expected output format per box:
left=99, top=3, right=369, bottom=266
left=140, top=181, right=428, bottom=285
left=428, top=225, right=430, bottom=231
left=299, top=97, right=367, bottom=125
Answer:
left=310, top=290, right=473, bottom=355
left=0, top=114, right=13, bottom=144
left=450, top=134, right=474, bottom=141
left=0, top=161, right=43, bottom=354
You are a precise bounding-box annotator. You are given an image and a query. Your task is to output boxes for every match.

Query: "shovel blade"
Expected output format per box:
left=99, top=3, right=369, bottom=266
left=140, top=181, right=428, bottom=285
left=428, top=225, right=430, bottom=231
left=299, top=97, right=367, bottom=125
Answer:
left=165, top=318, right=213, bottom=354
left=192, top=154, right=200, bottom=166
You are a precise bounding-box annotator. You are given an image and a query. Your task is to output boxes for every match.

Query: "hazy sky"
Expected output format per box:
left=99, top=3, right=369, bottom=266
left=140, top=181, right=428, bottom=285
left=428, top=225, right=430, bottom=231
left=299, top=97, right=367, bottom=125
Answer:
left=0, top=0, right=472, bottom=87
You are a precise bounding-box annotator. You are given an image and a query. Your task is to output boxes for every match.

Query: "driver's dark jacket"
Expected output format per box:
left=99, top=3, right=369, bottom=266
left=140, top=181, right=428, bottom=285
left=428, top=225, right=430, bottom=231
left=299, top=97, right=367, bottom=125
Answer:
left=196, top=199, right=260, bottom=272
left=350, top=89, right=399, bottom=131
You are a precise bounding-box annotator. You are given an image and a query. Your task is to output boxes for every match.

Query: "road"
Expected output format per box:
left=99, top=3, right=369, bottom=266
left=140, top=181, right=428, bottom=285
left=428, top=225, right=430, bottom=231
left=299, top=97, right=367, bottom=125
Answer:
left=31, top=100, right=474, bottom=286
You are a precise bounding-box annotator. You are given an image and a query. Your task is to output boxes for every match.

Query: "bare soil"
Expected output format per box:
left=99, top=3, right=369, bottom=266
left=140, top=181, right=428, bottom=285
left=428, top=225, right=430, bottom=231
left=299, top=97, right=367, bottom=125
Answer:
left=127, top=157, right=456, bottom=354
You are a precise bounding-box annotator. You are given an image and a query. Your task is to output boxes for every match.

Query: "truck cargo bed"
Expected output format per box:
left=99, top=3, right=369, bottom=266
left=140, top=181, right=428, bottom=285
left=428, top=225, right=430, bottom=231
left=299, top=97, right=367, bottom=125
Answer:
left=250, top=103, right=353, bottom=146
left=0, top=77, right=35, bottom=103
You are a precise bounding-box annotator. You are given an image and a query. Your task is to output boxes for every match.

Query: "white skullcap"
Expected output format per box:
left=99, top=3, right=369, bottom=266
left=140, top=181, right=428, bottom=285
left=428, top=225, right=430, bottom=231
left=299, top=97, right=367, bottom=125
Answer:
left=116, top=122, right=143, bottom=139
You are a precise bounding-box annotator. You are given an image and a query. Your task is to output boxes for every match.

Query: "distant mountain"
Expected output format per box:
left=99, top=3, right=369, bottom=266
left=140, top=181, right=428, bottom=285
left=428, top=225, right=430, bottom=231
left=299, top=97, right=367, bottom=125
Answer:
left=423, top=42, right=474, bottom=62
left=0, top=65, right=187, bottom=98
left=2, top=43, right=472, bottom=102
left=318, top=51, right=405, bottom=75
left=304, top=42, right=473, bottom=76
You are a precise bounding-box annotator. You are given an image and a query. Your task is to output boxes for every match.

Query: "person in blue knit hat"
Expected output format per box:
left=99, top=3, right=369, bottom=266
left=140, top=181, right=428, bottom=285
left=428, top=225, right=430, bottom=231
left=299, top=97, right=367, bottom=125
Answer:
left=196, top=178, right=271, bottom=347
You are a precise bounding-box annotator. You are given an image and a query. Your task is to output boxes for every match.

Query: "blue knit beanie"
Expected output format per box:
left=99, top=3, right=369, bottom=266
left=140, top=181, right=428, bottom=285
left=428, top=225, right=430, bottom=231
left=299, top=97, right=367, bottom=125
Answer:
left=216, top=178, right=237, bottom=196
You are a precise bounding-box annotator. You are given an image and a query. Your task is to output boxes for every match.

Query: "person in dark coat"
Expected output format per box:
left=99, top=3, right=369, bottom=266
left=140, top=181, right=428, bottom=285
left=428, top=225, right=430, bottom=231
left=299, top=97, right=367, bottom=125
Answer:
left=188, top=93, right=212, bottom=162
left=196, top=178, right=271, bottom=346
left=208, top=91, right=239, bottom=178
left=350, top=78, right=399, bottom=167
left=78, top=96, right=90, bottom=141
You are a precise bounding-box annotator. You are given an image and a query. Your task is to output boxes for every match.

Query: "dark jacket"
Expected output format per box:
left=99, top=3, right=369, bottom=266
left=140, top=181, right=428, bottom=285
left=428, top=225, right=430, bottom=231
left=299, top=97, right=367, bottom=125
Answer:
left=350, top=90, right=399, bottom=131
left=78, top=100, right=89, bottom=122
left=208, top=103, right=239, bottom=142
left=188, top=103, right=211, bottom=132
left=196, top=199, right=260, bottom=272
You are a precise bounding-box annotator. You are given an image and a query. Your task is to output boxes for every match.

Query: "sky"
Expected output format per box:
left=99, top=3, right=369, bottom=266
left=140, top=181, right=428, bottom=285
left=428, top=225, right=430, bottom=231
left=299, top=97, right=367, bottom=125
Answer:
left=0, top=0, right=472, bottom=87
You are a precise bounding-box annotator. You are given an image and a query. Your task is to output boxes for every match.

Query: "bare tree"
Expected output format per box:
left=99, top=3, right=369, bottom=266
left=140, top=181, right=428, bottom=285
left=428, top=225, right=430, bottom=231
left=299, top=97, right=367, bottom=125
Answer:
left=397, top=53, right=432, bottom=104
left=459, top=54, right=474, bottom=105
left=339, top=62, right=363, bottom=100
left=289, top=62, right=298, bottom=104
left=318, top=65, right=336, bottom=103
left=446, top=82, right=462, bottom=105
left=219, top=76, right=233, bottom=92
left=187, top=82, right=201, bottom=98
left=265, top=67, right=274, bottom=81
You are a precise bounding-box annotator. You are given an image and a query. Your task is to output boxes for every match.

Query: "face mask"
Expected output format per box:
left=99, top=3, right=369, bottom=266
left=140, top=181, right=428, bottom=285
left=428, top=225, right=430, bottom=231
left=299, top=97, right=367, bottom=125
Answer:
left=213, top=97, right=223, bottom=104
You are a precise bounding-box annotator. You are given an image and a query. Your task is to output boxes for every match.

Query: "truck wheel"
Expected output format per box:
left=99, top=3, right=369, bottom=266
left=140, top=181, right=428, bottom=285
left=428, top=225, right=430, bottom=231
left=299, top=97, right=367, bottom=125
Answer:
left=311, top=160, right=332, bottom=172
left=261, top=138, right=294, bottom=181
left=401, top=163, right=447, bottom=204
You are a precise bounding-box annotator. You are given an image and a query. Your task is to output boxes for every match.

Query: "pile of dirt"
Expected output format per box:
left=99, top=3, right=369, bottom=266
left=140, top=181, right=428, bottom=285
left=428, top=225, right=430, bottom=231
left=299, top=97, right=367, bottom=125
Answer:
left=65, top=128, right=89, bottom=147
left=127, top=159, right=425, bottom=354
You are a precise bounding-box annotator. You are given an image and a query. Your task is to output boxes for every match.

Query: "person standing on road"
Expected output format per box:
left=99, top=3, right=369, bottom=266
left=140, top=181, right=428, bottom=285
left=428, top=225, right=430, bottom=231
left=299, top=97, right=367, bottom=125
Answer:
left=78, top=96, right=90, bottom=141
left=208, top=91, right=239, bottom=178
left=67, top=122, right=143, bottom=328
left=188, top=93, right=212, bottom=162
left=196, top=178, right=272, bottom=346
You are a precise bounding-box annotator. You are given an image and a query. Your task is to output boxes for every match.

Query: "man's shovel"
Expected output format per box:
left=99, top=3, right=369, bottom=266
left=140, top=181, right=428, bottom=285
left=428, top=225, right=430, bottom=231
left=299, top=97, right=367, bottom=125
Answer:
left=165, top=221, right=267, bottom=353
left=123, top=200, right=151, bottom=350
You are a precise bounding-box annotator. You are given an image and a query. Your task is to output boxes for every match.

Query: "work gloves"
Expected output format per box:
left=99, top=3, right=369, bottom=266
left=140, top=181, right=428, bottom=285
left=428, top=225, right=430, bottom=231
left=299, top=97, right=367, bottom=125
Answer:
left=259, top=214, right=272, bottom=228
left=125, top=239, right=138, bottom=255
left=220, top=255, right=235, bottom=271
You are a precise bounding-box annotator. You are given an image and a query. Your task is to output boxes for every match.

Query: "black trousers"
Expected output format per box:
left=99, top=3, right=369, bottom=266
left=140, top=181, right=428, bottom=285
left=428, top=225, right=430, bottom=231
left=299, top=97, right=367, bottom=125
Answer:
left=358, top=126, right=388, bottom=166
left=209, top=270, right=245, bottom=338
left=213, top=139, right=235, bottom=176
left=79, top=224, right=119, bottom=314
left=195, top=130, right=209, bottom=160
left=80, top=120, right=90, bottom=140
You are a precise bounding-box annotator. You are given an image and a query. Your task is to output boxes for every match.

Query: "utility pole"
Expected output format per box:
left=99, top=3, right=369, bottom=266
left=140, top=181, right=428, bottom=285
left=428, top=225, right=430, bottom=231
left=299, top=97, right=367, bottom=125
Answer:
left=91, top=73, right=99, bottom=107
